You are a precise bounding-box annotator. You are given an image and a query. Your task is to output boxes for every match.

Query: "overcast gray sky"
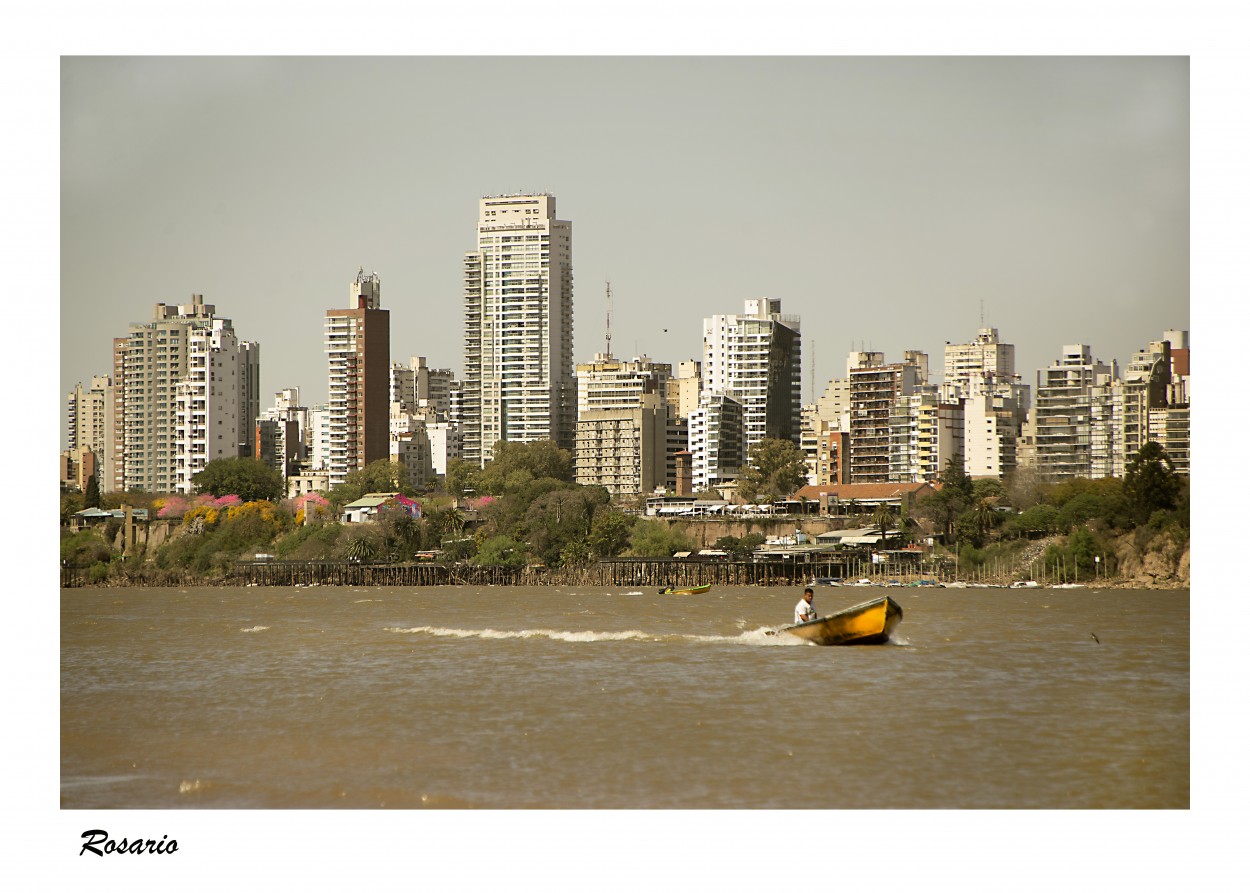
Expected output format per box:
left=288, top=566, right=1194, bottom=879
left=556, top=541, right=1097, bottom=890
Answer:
left=61, top=55, right=1188, bottom=418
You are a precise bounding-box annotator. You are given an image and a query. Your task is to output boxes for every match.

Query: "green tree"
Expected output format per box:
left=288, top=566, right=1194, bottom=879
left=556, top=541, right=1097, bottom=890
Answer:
left=1124, top=441, right=1183, bottom=524
left=473, top=535, right=529, bottom=568
left=445, top=458, right=481, bottom=499
left=192, top=457, right=284, bottom=502
left=558, top=538, right=593, bottom=568
left=345, top=532, right=380, bottom=562
left=938, top=456, right=974, bottom=502
left=1004, top=466, right=1044, bottom=512
left=738, top=532, right=767, bottom=555
left=918, top=458, right=975, bottom=542
left=61, top=491, right=85, bottom=526
left=83, top=473, right=101, bottom=509
left=61, top=528, right=115, bottom=567
left=522, top=489, right=598, bottom=566
left=628, top=519, right=694, bottom=558
left=1069, top=526, right=1098, bottom=578
left=588, top=508, right=633, bottom=559
left=736, top=438, right=808, bottom=502
left=1009, top=504, right=1059, bottom=539
left=871, top=504, right=896, bottom=543
left=971, top=478, right=1006, bottom=503
left=971, top=497, right=999, bottom=542
left=478, top=440, right=573, bottom=495
left=375, top=504, right=421, bottom=561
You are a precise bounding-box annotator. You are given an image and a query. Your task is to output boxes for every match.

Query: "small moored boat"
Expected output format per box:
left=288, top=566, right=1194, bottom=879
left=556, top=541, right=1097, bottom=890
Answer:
left=774, top=595, right=903, bottom=646
left=658, top=583, right=712, bottom=595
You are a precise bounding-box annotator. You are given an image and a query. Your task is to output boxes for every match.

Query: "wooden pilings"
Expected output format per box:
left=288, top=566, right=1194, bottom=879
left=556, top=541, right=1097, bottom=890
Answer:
left=224, top=557, right=861, bottom=588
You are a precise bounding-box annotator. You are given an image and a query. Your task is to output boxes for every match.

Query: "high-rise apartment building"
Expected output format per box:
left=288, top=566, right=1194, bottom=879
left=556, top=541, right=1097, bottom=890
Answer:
left=1032, top=344, right=1115, bottom=482
left=702, top=298, right=801, bottom=457
left=116, top=295, right=258, bottom=493
left=111, top=339, right=127, bottom=492
left=307, top=403, right=331, bottom=473
left=573, top=354, right=676, bottom=494
left=963, top=385, right=1025, bottom=480
left=391, top=356, right=454, bottom=420
left=389, top=412, right=434, bottom=492
left=67, top=375, right=113, bottom=487
left=576, top=354, right=671, bottom=416
left=173, top=318, right=261, bottom=493
left=463, top=193, right=575, bottom=467
left=255, top=388, right=309, bottom=483
left=325, top=269, right=391, bottom=488
left=424, top=422, right=463, bottom=479
left=847, top=350, right=926, bottom=484
left=1023, top=333, right=1190, bottom=482
left=888, top=388, right=964, bottom=483
left=574, top=402, right=670, bottom=497
left=942, top=326, right=1030, bottom=480
left=689, top=392, right=745, bottom=494
left=664, top=360, right=702, bottom=422
left=944, top=327, right=1015, bottom=392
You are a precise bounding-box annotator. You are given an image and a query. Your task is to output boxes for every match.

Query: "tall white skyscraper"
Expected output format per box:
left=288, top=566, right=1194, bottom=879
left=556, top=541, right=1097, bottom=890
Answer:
left=702, top=298, right=801, bottom=458
left=173, top=319, right=260, bottom=493
left=463, top=193, right=574, bottom=467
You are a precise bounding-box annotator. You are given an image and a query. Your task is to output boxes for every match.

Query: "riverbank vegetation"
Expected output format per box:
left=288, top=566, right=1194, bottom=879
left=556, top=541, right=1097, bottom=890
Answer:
left=913, top=442, right=1188, bottom=585
left=61, top=442, right=1188, bottom=587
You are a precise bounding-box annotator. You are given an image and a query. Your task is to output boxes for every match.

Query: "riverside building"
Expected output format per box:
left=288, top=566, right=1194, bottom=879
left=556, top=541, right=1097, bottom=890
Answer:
left=66, top=375, right=113, bottom=489
left=325, top=269, right=391, bottom=488
left=462, top=193, right=575, bottom=467
left=702, top=298, right=802, bottom=459
left=942, top=326, right=1030, bottom=480
left=1031, top=344, right=1115, bottom=482
left=846, top=350, right=927, bottom=484
left=114, top=294, right=259, bottom=493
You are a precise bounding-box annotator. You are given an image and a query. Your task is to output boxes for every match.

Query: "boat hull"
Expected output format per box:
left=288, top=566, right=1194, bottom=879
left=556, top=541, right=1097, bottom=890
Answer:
left=779, top=595, right=903, bottom=646
left=659, top=584, right=712, bottom=596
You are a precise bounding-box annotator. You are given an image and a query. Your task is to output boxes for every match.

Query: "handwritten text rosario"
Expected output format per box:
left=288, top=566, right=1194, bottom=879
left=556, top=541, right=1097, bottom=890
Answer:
left=81, top=830, right=178, bottom=856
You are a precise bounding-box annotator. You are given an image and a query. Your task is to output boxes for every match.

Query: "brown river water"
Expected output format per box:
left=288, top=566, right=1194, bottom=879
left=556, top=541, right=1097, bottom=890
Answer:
left=60, top=584, right=1188, bottom=809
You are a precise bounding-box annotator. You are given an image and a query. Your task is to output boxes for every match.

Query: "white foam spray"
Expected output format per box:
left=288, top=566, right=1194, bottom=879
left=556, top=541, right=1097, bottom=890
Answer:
left=384, top=625, right=807, bottom=646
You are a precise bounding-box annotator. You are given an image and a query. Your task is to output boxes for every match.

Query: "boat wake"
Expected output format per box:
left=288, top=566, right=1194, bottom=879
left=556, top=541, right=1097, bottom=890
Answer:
left=385, top=625, right=658, bottom=643
left=240, top=625, right=269, bottom=633
left=384, top=625, right=806, bottom=646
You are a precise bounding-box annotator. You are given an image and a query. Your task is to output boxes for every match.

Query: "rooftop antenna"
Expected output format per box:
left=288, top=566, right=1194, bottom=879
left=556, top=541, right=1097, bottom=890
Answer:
left=809, top=338, right=815, bottom=404
left=605, top=279, right=612, bottom=358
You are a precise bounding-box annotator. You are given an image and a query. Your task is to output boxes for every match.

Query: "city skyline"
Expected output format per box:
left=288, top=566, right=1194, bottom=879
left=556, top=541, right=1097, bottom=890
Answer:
left=61, top=57, right=1189, bottom=411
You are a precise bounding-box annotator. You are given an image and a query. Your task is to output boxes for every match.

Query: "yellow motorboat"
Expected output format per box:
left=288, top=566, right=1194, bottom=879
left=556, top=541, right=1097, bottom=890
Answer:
left=775, top=595, right=903, bottom=646
left=658, top=584, right=712, bottom=596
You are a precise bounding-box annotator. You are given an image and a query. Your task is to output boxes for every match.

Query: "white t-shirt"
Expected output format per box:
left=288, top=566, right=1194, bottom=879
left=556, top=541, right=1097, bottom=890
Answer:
left=794, top=597, right=817, bottom=624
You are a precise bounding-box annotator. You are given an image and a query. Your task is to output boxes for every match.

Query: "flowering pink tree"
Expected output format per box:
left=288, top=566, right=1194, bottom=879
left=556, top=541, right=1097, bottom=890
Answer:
left=288, top=492, right=331, bottom=525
